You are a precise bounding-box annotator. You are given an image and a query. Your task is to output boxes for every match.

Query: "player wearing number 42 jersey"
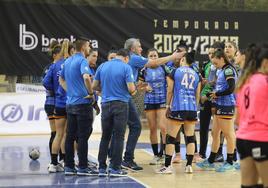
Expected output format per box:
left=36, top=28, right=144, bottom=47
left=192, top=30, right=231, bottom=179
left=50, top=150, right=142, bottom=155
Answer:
left=157, top=50, right=201, bottom=174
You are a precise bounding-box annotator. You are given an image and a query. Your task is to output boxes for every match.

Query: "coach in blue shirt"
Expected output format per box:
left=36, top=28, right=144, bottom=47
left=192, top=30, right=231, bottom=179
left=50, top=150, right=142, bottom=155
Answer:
left=93, top=49, right=136, bottom=176
left=59, top=38, right=95, bottom=176
left=120, top=38, right=184, bottom=170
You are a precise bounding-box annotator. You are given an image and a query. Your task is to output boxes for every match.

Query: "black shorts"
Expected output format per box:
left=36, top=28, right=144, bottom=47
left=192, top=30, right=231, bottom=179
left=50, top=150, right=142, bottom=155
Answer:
left=237, top=138, right=268, bottom=162
left=44, top=105, right=55, bottom=120
left=144, top=103, right=166, bottom=111
left=168, top=111, right=197, bottom=122
left=215, top=105, right=234, bottom=118
left=54, top=107, right=66, bottom=119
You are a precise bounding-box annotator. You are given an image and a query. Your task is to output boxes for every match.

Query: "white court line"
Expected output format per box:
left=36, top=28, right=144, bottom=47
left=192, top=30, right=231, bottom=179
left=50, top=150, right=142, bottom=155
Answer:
left=89, top=152, right=150, bottom=188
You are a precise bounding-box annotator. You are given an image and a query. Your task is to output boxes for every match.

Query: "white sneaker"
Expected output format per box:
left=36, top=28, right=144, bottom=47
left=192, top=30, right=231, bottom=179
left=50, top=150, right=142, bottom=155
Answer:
left=59, top=160, right=65, bottom=168
left=149, top=156, right=160, bottom=165
left=156, top=166, right=172, bottom=174
left=48, top=164, right=64, bottom=173
left=185, top=165, right=193, bottom=174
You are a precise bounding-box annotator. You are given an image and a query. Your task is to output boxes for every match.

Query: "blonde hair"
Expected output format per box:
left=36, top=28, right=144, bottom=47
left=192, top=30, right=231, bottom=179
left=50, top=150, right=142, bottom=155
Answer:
left=60, top=40, right=70, bottom=59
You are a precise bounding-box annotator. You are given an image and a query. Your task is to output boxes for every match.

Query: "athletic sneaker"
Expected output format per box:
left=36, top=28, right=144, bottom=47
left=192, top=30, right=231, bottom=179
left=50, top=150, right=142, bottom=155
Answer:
left=196, top=159, right=215, bottom=171
left=59, top=160, right=65, bottom=168
left=98, top=168, right=108, bottom=177
left=64, top=167, right=77, bottom=175
left=88, top=160, right=98, bottom=169
left=214, top=154, right=224, bottom=162
left=77, top=168, right=98, bottom=176
left=185, top=165, right=193, bottom=174
left=216, top=162, right=236, bottom=172
left=193, top=153, right=204, bottom=163
left=156, top=166, right=172, bottom=174
left=149, top=156, right=161, bottom=165
left=121, top=160, right=143, bottom=171
left=233, top=161, right=240, bottom=170
left=48, top=163, right=64, bottom=173
left=172, top=154, right=182, bottom=163
left=158, top=156, right=165, bottom=164
left=108, top=168, right=128, bottom=177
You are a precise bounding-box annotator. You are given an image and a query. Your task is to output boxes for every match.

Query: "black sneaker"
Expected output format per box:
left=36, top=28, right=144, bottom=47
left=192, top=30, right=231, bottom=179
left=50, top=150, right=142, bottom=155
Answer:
left=121, top=160, right=143, bottom=171
left=214, top=154, right=224, bottom=162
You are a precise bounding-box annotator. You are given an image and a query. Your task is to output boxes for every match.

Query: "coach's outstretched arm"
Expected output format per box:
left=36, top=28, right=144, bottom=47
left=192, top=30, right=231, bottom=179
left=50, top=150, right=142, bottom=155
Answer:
left=145, top=50, right=184, bottom=68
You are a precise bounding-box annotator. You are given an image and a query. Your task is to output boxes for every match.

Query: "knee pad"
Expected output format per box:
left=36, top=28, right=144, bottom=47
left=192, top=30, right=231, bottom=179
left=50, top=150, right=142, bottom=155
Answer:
left=186, top=135, right=196, bottom=145
left=166, top=134, right=177, bottom=145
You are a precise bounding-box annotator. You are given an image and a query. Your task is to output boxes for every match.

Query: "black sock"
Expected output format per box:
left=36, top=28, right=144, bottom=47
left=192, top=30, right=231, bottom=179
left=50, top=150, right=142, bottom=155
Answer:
left=194, top=140, right=198, bottom=153
left=51, top=154, right=58, bottom=165
left=218, top=144, right=223, bottom=155
left=186, top=154, right=194, bottom=166
left=175, top=142, right=180, bottom=153
left=165, top=155, right=172, bottom=167
left=159, top=144, right=165, bottom=157
left=49, top=132, right=56, bottom=155
left=208, top=152, right=217, bottom=164
left=233, top=148, right=237, bottom=161
left=59, top=149, right=65, bottom=161
left=151, top=144, right=158, bottom=156
left=227, top=153, right=234, bottom=165
left=60, top=153, right=65, bottom=162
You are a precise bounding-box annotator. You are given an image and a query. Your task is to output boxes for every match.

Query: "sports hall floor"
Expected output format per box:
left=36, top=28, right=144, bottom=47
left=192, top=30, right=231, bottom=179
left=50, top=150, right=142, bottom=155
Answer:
left=0, top=130, right=240, bottom=188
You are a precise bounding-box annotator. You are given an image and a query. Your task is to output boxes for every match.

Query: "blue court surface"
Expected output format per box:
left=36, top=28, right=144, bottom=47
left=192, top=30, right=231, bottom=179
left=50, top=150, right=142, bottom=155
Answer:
left=0, top=136, right=146, bottom=188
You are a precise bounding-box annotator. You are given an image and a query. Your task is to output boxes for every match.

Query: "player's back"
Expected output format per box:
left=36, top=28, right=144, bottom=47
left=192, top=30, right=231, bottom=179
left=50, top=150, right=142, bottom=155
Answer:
left=172, top=66, right=199, bottom=111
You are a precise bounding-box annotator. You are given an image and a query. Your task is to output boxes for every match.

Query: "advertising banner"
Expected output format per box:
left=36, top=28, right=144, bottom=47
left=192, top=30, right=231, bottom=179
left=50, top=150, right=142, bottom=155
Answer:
left=0, top=93, right=102, bottom=135
left=1, top=1, right=268, bottom=75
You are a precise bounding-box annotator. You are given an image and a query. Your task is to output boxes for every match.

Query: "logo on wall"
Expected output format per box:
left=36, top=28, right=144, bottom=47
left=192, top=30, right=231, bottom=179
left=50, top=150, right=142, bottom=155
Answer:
left=1, top=104, right=23, bottom=123
left=19, top=24, right=38, bottom=50
left=18, top=24, right=98, bottom=52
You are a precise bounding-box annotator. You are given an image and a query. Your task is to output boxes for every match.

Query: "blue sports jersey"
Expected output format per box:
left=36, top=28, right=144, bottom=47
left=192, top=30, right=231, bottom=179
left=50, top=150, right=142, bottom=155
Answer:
left=140, top=66, right=167, bottom=104
left=215, top=64, right=237, bottom=106
left=128, top=53, right=148, bottom=81
left=43, top=58, right=66, bottom=108
left=43, top=63, right=55, bottom=105
left=94, top=58, right=135, bottom=103
left=170, top=66, right=200, bottom=111
left=61, top=53, right=93, bottom=105
left=89, top=66, right=98, bottom=102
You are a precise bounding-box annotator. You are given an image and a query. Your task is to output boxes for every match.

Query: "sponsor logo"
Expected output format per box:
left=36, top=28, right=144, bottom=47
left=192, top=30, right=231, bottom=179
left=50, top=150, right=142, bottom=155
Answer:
left=0, top=104, right=46, bottom=123
left=19, top=24, right=38, bottom=50
left=19, top=24, right=98, bottom=52
left=1, top=104, right=23, bottom=123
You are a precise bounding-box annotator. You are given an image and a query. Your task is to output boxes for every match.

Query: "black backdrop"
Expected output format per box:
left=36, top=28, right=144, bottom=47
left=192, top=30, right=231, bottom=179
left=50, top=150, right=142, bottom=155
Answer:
left=1, top=1, right=268, bottom=75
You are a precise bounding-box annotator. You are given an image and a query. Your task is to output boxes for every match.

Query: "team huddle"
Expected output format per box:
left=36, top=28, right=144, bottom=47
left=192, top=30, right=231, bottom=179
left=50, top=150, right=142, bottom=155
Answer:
left=42, top=37, right=268, bottom=187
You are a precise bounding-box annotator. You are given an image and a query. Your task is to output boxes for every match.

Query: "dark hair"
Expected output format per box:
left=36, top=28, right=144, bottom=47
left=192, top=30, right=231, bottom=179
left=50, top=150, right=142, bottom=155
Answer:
left=211, top=41, right=225, bottom=50
left=147, top=48, right=158, bottom=56
left=177, top=39, right=188, bottom=51
left=211, top=48, right=229, bottom=64
left=107, top=49, right=117, bottom=55
left=116, top=48, right=130, bottom=58
left=185, top=50, right=195, bottom=65
left=51, top=45, right=61, bottom=57
left=75, top=37, right=90, bottom=51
